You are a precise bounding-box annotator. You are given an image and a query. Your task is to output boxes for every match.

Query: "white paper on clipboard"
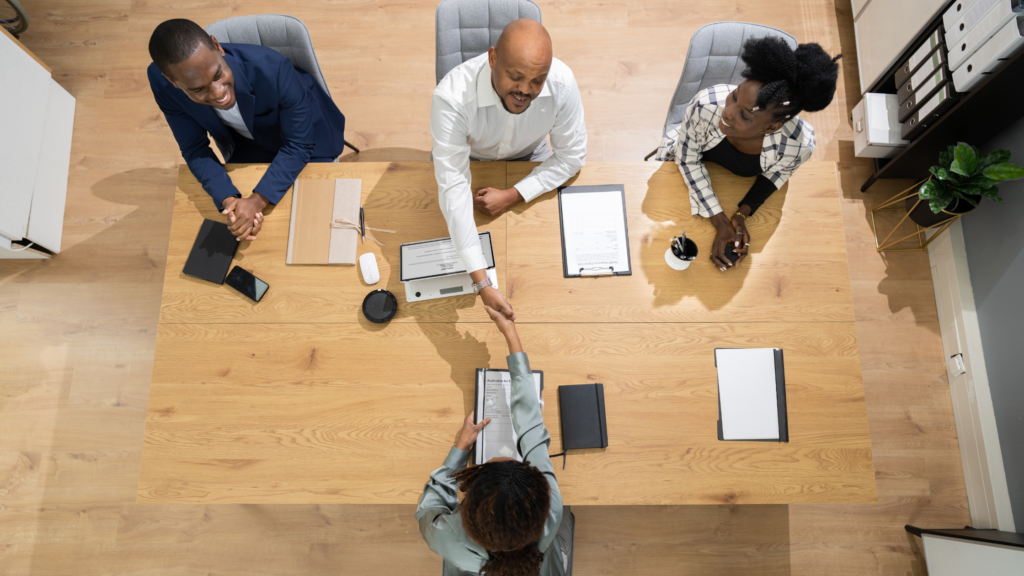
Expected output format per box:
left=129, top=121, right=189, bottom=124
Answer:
left=558, top=185, right=631, bottom=277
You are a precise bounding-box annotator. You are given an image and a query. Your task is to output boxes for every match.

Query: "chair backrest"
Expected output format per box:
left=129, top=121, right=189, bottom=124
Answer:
left=206, top=14, right=331, bottom=98
left=660, top=22, right=797, bottom=140
left=435, top=0, right=542, bottom=85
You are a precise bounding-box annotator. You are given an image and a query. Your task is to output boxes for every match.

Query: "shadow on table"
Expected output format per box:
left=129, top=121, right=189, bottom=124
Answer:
left=0, top=167, right=178, bottom=285
left=361, top=162, right=496, bottom=418
left=638, top=162, right=784, bottom=311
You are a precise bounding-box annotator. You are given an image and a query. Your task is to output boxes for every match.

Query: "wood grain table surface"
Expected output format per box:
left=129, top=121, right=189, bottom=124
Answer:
left=140, top=161, right=876, bottom=506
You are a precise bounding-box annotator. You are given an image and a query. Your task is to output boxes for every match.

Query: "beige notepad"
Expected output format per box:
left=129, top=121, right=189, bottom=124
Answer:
left=286, top=179, right=361, bottom=265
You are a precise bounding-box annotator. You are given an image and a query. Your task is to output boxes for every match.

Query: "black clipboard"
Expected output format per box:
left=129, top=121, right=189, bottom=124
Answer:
left=557, top=184, right=632, bottom=278
left=714, top=348, right=788, bottom=442
left=473, top=368, right=544, bottom=464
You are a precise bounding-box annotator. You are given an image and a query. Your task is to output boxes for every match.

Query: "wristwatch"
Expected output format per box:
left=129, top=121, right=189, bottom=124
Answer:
left=471, top=278, right=492, bottom=294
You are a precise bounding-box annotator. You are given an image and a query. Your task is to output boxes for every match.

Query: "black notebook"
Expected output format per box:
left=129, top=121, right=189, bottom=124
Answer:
left=558, top=383, right=608, bottom=450
left=183, top=219, right=238, bottom=285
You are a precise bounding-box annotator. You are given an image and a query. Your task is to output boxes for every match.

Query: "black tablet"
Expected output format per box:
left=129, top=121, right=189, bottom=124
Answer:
left=183, top=219, right=238, bottom=284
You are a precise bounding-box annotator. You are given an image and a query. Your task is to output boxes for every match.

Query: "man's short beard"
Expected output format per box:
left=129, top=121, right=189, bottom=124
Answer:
left=500, top=94, right=530, bottom=115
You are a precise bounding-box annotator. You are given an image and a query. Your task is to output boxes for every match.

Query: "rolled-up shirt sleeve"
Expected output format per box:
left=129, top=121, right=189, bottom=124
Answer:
left=431, top=94, right=487, bottom=274
left=512, top=76, right=588, bottom=202
left=763, top=124, right=815, bottom=191
left=675, top=97, right=723, bottom=218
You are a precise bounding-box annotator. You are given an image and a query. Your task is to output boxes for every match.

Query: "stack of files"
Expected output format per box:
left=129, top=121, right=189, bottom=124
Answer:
left=897, top=46, right=946, bottom=104
left=894, top=28, right=944, bottom=88
left=945, top=0, right=1002, bottom=49
left=901, top=84, right=959, bottom=141
left=715, top=348, right=788, bottom=442
left=897, top=66, right=951, bottom=123
left=943, top=0, right=978, bottom=31
left=953, top=15, right=1024, bottom=91
left=947, top=0, right=1021, bottom=71
left=286, top=178, right=361, bottom=265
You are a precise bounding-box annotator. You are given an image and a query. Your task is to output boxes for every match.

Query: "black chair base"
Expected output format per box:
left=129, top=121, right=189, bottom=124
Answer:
left=344, top=139, right=361, bottom=154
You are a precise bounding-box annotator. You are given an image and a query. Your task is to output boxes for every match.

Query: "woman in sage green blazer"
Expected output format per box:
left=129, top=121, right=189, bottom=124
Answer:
left=416, top=306, right=567, bottom=576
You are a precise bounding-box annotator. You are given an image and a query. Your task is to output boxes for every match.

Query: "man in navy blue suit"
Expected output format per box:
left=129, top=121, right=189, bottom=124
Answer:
left=147, top=19, right=347, bottom=240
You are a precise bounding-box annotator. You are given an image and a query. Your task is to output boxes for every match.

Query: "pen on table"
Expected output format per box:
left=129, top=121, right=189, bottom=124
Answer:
left=359, top=207, right=365, bottom=243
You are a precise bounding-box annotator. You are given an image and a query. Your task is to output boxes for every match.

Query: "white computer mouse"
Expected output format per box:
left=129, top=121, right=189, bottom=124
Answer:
left=359, top=253, right=380, bottom=285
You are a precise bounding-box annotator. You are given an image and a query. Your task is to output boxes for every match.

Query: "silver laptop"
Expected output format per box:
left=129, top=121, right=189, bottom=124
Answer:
left=400, top=232, right=498, bottom=303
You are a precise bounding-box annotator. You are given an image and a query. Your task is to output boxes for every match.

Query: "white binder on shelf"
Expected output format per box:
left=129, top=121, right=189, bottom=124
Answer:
left=953, top=15, right=1024, bottom=92
left=944, top=0, right=982, bottom=31
left=947, top=0, right=1019, bottom=72
left=945, top=0, right=1001, bottom=48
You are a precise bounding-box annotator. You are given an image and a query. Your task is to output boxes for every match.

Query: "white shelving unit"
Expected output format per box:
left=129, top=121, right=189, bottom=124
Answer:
left=0, top=28, right=76, bottom=259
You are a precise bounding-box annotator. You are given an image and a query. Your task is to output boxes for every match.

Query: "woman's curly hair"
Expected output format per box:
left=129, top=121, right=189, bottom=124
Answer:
left=740, top=36, right=842, bottom=121
left=452, top=459, right=551, bottom=576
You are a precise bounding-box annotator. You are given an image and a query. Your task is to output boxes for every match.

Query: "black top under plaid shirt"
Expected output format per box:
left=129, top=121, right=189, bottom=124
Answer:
left=656, top=84, right=816, bottom=218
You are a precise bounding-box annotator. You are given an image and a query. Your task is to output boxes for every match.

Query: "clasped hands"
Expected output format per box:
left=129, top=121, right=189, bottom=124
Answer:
left=708, top=210, right=751, bottom=271
left=221, top=193, right=269, bottom=241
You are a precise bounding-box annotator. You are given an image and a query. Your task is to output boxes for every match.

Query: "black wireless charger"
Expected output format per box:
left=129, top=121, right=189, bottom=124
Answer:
left=362, top=289, right=398, bottom=323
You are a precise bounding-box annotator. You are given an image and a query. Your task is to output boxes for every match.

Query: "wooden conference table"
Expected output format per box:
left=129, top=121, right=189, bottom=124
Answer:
left=140, top=161, right=876, bottom=505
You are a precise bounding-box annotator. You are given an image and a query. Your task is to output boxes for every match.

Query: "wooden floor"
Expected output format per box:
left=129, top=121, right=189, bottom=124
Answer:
left=0, top=1, right=968, bottom=574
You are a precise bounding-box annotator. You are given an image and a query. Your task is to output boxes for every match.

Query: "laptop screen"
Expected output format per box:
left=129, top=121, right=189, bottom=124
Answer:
left=400, top=232, right=494, bottom=282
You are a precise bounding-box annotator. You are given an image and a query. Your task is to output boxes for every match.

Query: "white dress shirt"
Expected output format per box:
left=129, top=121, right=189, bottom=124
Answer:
left=431, top=53, right=587, bottom=273
left=214, top=102, right=254, bottom=140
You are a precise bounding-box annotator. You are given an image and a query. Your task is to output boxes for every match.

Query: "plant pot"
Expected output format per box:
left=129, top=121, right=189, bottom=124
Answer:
left=905, top=192, right=981, bottom=227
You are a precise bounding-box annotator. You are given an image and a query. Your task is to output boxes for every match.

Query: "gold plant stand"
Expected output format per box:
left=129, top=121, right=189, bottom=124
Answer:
left=870, top=178, right=962, bottom=252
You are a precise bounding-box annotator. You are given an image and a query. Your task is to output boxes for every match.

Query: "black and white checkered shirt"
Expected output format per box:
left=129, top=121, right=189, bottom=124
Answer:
left=656, top=84, right=816, bottom=218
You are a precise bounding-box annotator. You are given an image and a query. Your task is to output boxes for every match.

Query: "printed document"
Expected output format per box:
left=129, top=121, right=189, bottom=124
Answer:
left=400, top=232, right=494, bottom=281
left=475, top=369, right=543, bottom=463
left=559, top=186, right=630, bottom=275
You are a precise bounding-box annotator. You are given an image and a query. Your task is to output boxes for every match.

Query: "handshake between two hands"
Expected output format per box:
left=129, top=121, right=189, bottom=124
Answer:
left=454, top=302, right=523, bottom=451
left=221, top=194, right=269, bottom=241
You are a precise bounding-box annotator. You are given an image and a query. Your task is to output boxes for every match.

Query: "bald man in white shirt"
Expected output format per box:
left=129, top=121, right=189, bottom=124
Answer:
left=431, top=19, right=587, bottom=319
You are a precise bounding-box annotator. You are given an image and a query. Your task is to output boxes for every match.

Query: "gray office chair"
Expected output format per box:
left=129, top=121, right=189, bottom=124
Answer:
left=205, top=14, right=360, bottom=154
left=645, top=22, right=797, bottom=161
left=441, top=507, right=575, bottom=575
left=435, top=0, right=542, bottom=85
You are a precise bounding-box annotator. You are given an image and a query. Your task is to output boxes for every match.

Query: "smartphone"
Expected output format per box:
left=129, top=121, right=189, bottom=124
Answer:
left=723, top=244, right=740, bottom=264
left=224, top=266, right=269, bottom=302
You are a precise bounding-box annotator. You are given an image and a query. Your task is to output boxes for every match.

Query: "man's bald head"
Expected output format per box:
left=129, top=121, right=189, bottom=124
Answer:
left=488, top=19, right=553, bottom=114
left=494, top=19, right=552, bottom=64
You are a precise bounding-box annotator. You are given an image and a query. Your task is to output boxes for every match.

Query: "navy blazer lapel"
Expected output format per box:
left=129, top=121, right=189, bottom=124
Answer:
left=225, top=51, right=256, bottom=138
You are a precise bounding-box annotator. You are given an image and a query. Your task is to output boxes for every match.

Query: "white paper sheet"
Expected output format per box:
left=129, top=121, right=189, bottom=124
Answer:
left=559, top=187, right=630, bottom=275
left=475, top=370, right=543, bottom=463
left=715, top=348, right=780, bottom=440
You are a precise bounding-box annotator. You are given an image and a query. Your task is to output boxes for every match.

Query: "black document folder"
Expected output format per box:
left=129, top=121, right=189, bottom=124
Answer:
left=715, top=348, right=788, bottom=443
left=183, top=219, right=238, bottom=285
left=558, top=383, right=608, bottom=450
left=901, top=84, right=958, bottom=141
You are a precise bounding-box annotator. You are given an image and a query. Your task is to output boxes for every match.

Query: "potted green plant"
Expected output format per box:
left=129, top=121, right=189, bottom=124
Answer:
left=909, top=142, right=1024, bottom=227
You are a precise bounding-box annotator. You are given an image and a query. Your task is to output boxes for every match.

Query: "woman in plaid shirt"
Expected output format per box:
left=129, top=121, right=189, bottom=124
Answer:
left=662, top=37, right=842, bottom=271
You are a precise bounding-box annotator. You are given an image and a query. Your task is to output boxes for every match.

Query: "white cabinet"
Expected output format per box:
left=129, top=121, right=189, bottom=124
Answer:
left=0, top=30, right=76, bottom=259
left=854, top=0, right=950, bottom=93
